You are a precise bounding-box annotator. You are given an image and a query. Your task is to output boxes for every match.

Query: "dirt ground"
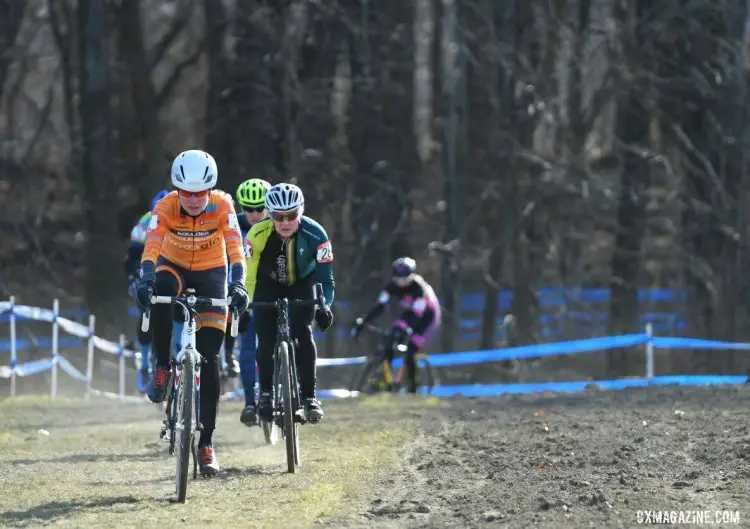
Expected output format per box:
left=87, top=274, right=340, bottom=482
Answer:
left=1, top=385, right=748, bottom=528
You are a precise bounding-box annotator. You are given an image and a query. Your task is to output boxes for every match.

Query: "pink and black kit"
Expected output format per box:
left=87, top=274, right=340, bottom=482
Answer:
left=357, top=274, right=441, bottom=391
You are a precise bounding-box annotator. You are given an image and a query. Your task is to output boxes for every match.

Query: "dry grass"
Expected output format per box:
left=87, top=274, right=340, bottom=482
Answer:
left=0, top=395, right=427, bottom=528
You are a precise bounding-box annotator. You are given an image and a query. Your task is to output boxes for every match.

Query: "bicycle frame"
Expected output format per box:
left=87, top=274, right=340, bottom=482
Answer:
left=142, top=289, right=237, bottom=502
left=249, top=283, right=324, bottom=473
left=270, top=297, right=303, bottom=425
left=351, top=322, right=436, bottom=394
left=169, top=302, right=201, bottom=451
left=252, top=287, right=323, bottom=424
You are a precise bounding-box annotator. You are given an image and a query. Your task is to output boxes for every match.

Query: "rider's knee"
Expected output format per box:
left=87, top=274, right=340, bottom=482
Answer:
left=196, top=327, right=224, bottom=359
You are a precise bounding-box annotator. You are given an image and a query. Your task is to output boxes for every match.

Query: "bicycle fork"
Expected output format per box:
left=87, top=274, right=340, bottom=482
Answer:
left=160, top=354, right=204, bottom=454
left=272, top=341, right=306, bottom=428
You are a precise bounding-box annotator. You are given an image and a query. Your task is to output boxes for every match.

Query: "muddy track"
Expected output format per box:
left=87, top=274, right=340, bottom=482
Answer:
left=2, top=385, right=749, bottom=528
left=329, top=385, right=750, bottom=528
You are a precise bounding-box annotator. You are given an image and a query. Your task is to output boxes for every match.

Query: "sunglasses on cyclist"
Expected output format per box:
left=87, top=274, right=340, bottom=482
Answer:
left=178, top=190, right=210, bottom=198
left=242, top=205, right=265, bottom=213
left=271, top=209, right=301, bottom=222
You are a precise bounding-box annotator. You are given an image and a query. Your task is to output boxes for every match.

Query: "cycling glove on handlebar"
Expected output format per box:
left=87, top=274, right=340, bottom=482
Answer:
left=136, top=261, right=156, bottom=309
left=315, top=305, right=334, bottom=331
left=228, top=281, right=250, bottom=313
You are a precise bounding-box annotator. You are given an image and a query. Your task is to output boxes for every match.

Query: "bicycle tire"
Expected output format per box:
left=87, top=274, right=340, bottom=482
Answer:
left=166, top=371, right=177, bottom=456
left=262, top=344, right=282, bottom=446
left=352, top=356, right=377, bottom=393
left=423, top=357, right=436, bottom=394
left=279, top=341, right=297, bottom=473
left=287, top=341, right=302, bottom=468
left=175, top=359, right=194, bottom=503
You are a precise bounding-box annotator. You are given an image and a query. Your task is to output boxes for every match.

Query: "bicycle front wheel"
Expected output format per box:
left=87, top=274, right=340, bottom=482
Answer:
left=175, top=361, right=194, bottom=503
left=352, top=356, right=378, bottom=393
left=278, top=341, right=297, bottom=473
left=421, top=356, right=437, bottom=394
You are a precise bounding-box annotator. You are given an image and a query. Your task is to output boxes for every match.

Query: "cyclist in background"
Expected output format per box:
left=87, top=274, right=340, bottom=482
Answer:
left=231, top=178, right=272, bottom=427
left=136, top=149, right=249, bottom=476
left=350, top=257, right=441, bottom=394
left=220, top=184, right=253, bottom=379
left=124, top=189, right=168, bottom=393
left=244, top=183, right=335, bottom=425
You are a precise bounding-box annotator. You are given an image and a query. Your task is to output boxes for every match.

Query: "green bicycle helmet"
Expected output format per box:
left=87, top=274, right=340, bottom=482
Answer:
left=236, top=178, right=271, bottom=208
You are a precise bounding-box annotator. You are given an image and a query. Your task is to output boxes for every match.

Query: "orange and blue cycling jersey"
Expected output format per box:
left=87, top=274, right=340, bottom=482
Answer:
left=141, top=190, right=245, bottom=333
left=141, top=190, right=245, bottom=272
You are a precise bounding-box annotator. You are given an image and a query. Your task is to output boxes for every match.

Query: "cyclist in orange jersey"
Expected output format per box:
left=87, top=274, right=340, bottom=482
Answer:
left=136, top=149, right=250, bottom=477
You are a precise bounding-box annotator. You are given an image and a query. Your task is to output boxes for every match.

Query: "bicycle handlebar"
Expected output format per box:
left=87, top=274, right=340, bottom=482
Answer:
left=362, top=322, right=389, bottom=336
left=351, top=320, right=412, bottom=340
left=248, top=283, right=325, bottom=311
left=141, top=295, right=239, bottom=337
left=150, top=295, right=230, bottom=307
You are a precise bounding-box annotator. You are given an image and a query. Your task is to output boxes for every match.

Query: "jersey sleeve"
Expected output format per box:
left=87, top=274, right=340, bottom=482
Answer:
left=220, top=196, right=246, bottom=285
left=244, top=227, right=261, bottom=302
left=141, top=201, right=169, bottom=265
left=362, top=282, right=394, bottom=323
left=311, top=227, right=335, bottom=307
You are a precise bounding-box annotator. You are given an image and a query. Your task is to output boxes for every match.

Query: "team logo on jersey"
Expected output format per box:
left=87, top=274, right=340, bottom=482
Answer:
left=148, top=214, right=159, bottom=231
left=316, top=240, right=333, bottom=263
left=244, top=239, right=253, bottom=257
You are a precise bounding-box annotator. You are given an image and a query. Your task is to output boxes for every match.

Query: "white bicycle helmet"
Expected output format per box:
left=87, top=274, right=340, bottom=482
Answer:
left=265, top=183, right=304, bottom=213
left=171, top=150, right=218, bottom=192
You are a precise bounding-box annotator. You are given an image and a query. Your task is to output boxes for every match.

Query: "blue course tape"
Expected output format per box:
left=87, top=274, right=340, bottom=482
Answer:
left=316, top=374, right=747, bottom=399
left=652, top=337, right=750, bottom=350
left=389, top=333, right=651, bottom=369
left=0, top=309, right=88, bottom=323
left=0, top=336, right=83, bottom=353
left=12, top=358, right=55, bottom=377
left=417, top=375, right=748, bottom=398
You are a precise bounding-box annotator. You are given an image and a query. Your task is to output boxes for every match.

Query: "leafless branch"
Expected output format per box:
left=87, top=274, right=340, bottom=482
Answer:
left=3, top=43, right=32, bottom=142
left=148, top=0, right=196, bottom=71
left=672, top=123, right=728, bottom=210
left=156, top=36, right=206, bottom=106
left=21, top=79, right=56, bottom=166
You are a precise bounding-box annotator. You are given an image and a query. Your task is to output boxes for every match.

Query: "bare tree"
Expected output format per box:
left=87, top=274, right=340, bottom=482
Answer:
left=606, top=0, right=654, bottom=375
left=203, top=0, right=231, bottom=171
left=231, top=0, right=281, bottom=180
left=115, top=0, right=166, bottom=202
left=78, top=0, right=120, bottom=325
left=0, top=0, right=26, bottom=99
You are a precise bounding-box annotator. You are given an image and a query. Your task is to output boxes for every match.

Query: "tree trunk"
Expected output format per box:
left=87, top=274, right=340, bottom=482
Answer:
left=559, top=0, right=591, bottom=338
left=464, top=0, right=506, bottom=351
left=78, top=0, right=120, bottom=326
left=278, top=2, right=309, bottom=182
left=203, top=0, right=231, bottom=173
left=713, top=0, right=748, bottom=372
left=232, top=0, right=282, bottom=180
left=0, top=0, right=26, bottom=98
left=509, top=0, right=542, bottom=346
left=116, top=0, right=166, bottom=203
left=670, top=2, right=722, bottom=373
left=607, top=0, right=653, bottom=376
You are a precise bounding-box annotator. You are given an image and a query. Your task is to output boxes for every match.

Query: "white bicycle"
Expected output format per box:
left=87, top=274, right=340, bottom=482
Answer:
left=141, top=288, right=238, bottom=503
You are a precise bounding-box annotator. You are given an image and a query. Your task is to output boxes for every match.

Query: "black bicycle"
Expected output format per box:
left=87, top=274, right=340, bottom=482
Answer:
left=142, top=289, right=238, bottom=503
left=350, top=322, right=437, bottom=394
left=248, top=283, right=325, bottom=473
